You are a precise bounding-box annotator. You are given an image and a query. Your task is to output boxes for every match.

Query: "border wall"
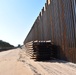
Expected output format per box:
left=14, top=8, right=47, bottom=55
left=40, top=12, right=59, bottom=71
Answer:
left=24, top=0, right=76, bottom=63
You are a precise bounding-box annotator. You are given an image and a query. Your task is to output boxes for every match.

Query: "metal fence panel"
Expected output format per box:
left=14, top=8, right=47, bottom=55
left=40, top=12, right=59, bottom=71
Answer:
left=24, top=0, right=76, bottom=63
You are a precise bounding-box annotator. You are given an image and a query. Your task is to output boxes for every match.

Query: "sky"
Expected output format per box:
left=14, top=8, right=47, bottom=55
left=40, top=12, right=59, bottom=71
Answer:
left=0, top=0, right=46, bottom=46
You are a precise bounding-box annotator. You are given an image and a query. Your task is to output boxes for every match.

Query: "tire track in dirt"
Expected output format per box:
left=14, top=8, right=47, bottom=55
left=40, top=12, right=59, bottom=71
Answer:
left=19, top=48, right=76, bottom=75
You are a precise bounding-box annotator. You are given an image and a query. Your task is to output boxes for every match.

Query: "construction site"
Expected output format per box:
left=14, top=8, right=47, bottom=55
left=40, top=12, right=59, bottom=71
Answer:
left=0, top=0, right=76, bottom=75
left=24, top=0, right=76, bottom=63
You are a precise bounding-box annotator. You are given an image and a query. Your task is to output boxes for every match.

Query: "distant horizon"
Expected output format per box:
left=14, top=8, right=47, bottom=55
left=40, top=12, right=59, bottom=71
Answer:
left=0, top=0, right=46, bottom=46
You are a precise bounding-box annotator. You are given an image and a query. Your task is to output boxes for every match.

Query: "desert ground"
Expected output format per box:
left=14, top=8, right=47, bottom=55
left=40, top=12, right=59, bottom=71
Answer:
left=0, top=48, right=76, bottom=75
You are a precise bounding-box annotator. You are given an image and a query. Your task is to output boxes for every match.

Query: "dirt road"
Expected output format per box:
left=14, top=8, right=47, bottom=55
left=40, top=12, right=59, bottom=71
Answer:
left=0, top=48, right=76, bottom=75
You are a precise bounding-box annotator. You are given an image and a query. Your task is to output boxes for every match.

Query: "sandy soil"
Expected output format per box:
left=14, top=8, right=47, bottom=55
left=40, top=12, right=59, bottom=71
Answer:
left=0, top=48, right=76, bottom=75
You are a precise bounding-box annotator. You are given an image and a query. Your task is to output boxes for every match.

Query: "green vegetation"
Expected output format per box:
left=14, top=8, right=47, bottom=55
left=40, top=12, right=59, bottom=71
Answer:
left=0, top=40, right=14, bottom=51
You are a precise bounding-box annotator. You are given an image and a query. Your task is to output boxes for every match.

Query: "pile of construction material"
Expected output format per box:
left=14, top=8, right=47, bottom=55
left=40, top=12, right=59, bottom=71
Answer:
left=25, top=41, right=57, bottom=61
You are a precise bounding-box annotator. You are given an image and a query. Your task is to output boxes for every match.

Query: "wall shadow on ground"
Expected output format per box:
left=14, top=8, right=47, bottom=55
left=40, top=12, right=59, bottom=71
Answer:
left=35, top=45, right=68, bottom=63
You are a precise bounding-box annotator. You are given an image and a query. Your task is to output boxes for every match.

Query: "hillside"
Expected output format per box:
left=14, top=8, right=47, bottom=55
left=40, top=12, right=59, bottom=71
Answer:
left=0, top=40, right=14, bottom=51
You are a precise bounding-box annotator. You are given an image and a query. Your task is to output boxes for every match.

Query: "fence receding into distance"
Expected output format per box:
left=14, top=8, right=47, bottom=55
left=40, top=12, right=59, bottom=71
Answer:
left=24, top=0, right=76, bottom=63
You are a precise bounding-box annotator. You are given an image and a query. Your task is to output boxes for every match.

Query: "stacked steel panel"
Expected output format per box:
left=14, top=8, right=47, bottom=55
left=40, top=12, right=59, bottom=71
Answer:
left=24, top=0, right=76, bottom=63
left=25, top=41, right=57, bottom=61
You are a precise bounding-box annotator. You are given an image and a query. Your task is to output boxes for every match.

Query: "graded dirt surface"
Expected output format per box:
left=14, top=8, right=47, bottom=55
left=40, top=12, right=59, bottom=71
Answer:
left=0, top=48, right=76, bottom=75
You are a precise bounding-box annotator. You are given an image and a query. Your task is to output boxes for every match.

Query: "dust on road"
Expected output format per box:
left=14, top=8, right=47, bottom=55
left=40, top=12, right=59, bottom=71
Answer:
left=0, top=48, right=76, bottom=75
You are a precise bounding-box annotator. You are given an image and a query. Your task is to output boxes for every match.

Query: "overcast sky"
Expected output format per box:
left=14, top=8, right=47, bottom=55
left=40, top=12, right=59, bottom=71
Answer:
left=0, top=0, right=46, bottom=46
